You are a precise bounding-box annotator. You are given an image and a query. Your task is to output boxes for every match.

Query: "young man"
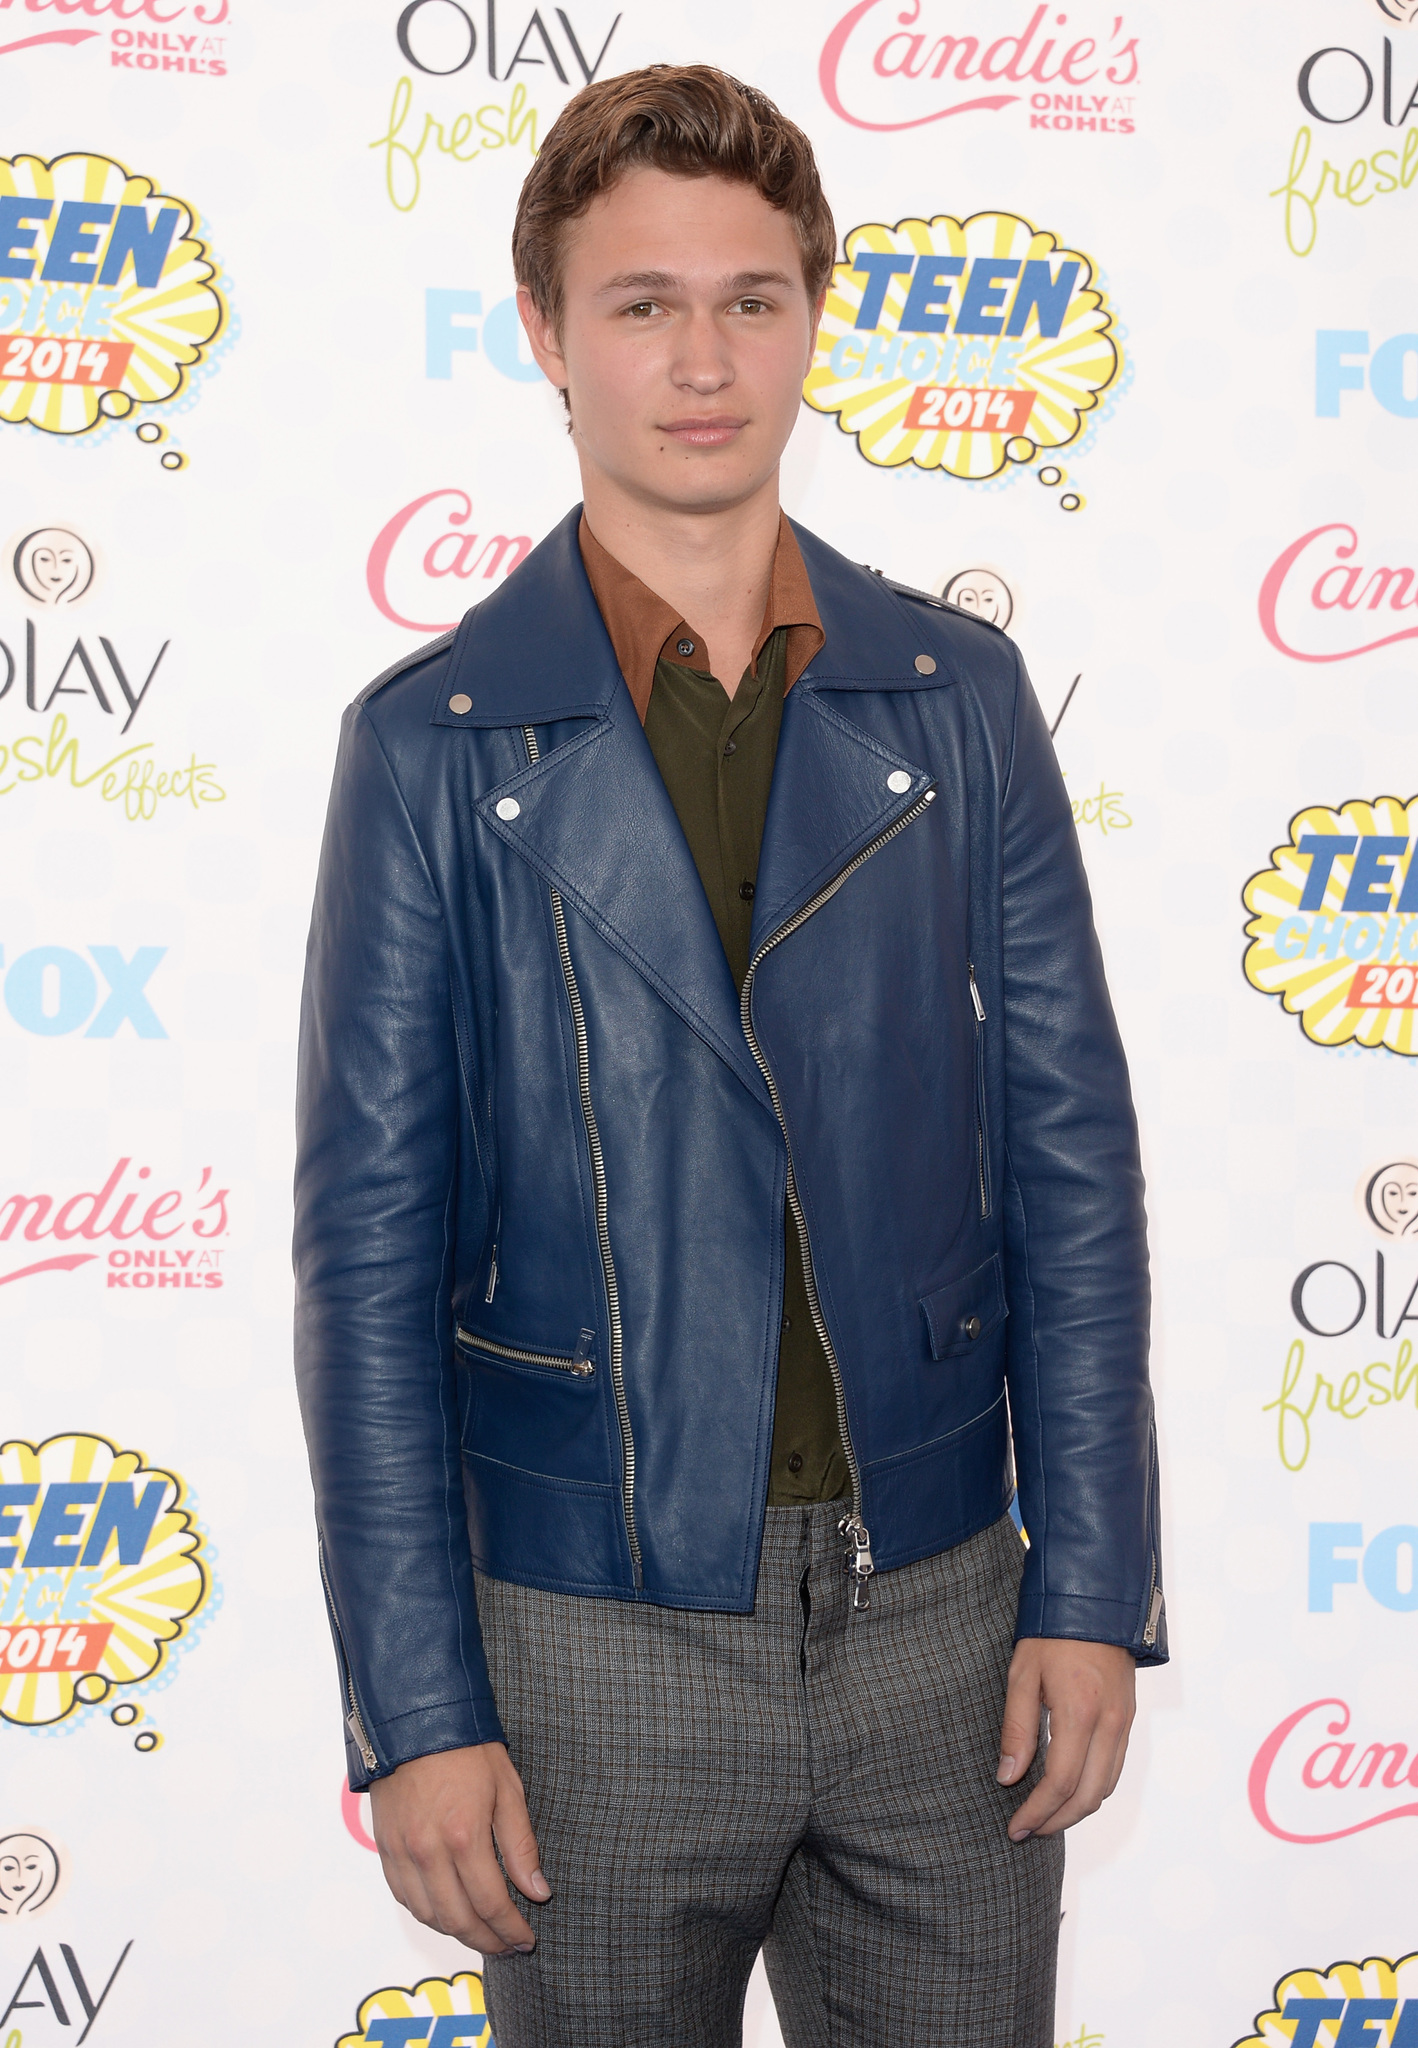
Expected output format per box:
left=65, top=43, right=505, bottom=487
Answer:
left=295, top=64, right=1163, bottom=2046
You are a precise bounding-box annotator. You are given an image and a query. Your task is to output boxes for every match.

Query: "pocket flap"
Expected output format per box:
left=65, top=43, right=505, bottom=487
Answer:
left=920, top=1253, right=1006, bottom=1359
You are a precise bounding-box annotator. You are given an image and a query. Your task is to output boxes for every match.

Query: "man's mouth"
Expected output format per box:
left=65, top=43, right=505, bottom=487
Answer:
left=657, top=416, right=747, bottom=447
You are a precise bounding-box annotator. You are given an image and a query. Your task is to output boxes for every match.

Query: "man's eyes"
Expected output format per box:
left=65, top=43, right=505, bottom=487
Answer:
left=618, top=297, right=775, bottom=319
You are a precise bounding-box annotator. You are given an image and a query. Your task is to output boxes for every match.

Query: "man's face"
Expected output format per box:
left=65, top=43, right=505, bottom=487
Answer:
left=520, top=168, right=821, bottom=517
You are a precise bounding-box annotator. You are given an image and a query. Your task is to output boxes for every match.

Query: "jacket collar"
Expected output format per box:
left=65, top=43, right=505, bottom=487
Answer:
left=458, top=506, right=941, bottom=1107
left=432, top=506, right=952, bottom=729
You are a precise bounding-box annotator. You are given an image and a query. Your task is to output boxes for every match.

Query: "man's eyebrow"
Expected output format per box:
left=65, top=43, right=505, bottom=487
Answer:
left=594, top=268, right=801, bottom=297
left=595, top=270, right=680, bottom=296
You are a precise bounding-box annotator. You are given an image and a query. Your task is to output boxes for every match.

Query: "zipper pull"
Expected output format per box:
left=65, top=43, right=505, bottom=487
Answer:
left=571, top=1327, right=596, bottom=1378
left=346, top=1706, right=377, bottom=1774
left=968, top=964, right=986, bottom=1022
left=839, top=1513, right=876, bottom=1613
left=1142, top=1584, right=1163, bottom=1648
left=484, top=1246, right=499, bottom=1303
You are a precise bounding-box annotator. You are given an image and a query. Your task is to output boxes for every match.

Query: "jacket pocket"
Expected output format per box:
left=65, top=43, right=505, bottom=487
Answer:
left=919, top=1252, right=1006, bottom=1359
left=455, top=1323, right=596, bottom=1382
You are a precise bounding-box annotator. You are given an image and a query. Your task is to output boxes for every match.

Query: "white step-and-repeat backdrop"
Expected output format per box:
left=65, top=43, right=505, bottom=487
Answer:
left=2, top=1, right=1416, bottom=2040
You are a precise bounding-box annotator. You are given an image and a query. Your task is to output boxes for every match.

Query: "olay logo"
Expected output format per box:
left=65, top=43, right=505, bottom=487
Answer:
left=819, top=0, right=1139, bottom=134
left=367, top=489, right=531, bottom=633
left=1259, top=523, right=1418, bottom=662
left=1249, top=1697, right=1418, bottom=1843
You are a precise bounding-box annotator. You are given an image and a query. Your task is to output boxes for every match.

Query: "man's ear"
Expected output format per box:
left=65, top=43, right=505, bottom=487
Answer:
left=517, top=285, right=569, bottom=390
left=803, top=290, right=827, bottom=377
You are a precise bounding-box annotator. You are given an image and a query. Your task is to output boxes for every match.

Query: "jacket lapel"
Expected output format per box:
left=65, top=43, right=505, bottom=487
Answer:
left=455, top=514, right=768, bottom=1108
left=749, top=689, right=935, bottom=957
left=452, top=507, right=944, bottom=1100
left=749, top=523, right=942, bottom=954
left=477, top=688, right=772, bottom=1109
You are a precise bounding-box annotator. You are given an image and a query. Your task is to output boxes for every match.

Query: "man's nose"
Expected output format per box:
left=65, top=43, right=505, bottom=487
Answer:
left=671, top=309, right=735, bottom=392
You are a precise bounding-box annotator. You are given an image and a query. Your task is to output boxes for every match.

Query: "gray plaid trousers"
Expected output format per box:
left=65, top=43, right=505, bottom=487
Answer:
left=479, top=1507, right=1063, bottom=2047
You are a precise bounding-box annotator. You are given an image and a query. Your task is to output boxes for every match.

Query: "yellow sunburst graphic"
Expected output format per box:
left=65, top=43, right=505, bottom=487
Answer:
left=338, top=1970, right=491, bottom=2046
left=1242, top=795, right=1418, bottom=1055
left=1232, top=1951, right=1418, bottom=2048
left=0, top=152, right=225, bottom=435
left=0, top=1433, right=211, bottom=1727
left=803, top=211, right=1122, bottom=479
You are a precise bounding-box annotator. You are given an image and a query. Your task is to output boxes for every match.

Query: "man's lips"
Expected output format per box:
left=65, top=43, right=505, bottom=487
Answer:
left=657, top=417, right=747, bottom=447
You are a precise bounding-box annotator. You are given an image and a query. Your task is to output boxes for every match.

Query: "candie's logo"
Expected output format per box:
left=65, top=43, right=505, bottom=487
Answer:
left=1250, top=1701, right=1418, bottom=1844
left=337, top=1970, right=490, bottom=2046
left=0, top=1434, right=213, bottom=1728
left=819, top=2, right=1138, bottom=135
left=0, top=1157, right=229, bottom=1289
left=0, top=151, right=226, bottom=436
left=1243, top=797, right=1418, bottom=1053
left=1234, top=1953, right=1418, bottom=2048
left=804, top=213, right=1122, bottom=482
left=0, top=1, right=230, bottom=77
left=368, top=488, right=531, bottom=632
left=1260, top=525, right=1418, bottom=662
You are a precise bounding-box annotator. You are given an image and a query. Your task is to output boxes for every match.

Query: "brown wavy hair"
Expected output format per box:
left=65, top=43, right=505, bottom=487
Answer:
left=513, top=64, right=836, bottom=334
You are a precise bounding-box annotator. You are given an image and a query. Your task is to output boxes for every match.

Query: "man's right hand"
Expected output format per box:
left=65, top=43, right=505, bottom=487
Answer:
left=367, top=1742, right=550, bottom=1955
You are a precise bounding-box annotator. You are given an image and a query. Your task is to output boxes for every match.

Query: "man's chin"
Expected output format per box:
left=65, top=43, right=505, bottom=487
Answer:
left=613, top=464, right=780, bottom=519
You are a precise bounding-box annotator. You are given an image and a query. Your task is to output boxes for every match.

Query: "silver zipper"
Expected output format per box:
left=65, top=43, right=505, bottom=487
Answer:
left=1142, top=1562, right=1163, bottom=1648
left=484, top=1245, right=498, bottom=1303
left=319, top=1539, right=377, bottom=1772
left=969, top=963, right=990, bottom=1219
left=739, top=783, right=938, bottom=1615
left=521, top=725, right=641, bottom=1583
left=456, top=1323, right=594, bottom=1378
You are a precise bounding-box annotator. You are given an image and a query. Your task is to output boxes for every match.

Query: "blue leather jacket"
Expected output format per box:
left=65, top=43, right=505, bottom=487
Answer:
left=294, top=508, right=1163, bottom=1789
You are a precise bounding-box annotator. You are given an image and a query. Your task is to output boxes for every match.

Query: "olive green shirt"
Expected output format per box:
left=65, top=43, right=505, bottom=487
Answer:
left=579, top=520, right=849, bottom=1506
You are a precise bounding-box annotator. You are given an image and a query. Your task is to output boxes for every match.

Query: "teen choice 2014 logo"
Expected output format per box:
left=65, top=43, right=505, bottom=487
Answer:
left=0, top=1433, right=213, bottom=1728
left=338, top=1971, right=492, bottom=2046
left=1232, top=1950, right=1418, bottom=2048
left=803, top=211, right=1123, bottom=482
left=1243, top=796, right=1418, bottom=1055
left=0, top=152, right=227, bottom=437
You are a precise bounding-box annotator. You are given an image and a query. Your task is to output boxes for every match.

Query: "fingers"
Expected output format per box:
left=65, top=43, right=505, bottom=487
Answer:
left=492, top=1764, right=552, bottom=1904
left=1009, top=1713, right=1123, bottom=1840
left=381, top=1818, right=537, bottom=1954
left=996, top=1650, right=1044, bottom=1787
left=444, top=1809, right=541, bottom=1953
left=1003, top=1640, right=1137, bottom=1842
left=367, top=1744, right=543, bottom=1956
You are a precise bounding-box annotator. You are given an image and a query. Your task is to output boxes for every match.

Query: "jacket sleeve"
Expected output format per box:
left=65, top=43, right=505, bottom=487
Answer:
left=294, top=699, right=505, bottom=1788
left=998, top=649, right=1165, bottom=1663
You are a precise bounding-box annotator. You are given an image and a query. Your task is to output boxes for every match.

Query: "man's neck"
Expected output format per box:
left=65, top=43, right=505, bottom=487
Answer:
left=579, top=472, right=782, bottom=698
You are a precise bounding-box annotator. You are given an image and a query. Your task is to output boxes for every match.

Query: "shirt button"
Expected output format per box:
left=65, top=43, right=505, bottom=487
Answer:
left=739, top=880, right=755, bottom=901
left=495, top=797, right=521, bottom=821
left=914, top=653, right=937, bottom=675
left=781, top=1316, right=792, bottom=1332
left=448, top=694, right=472, bottom=714
left=677, top=638, right=695, bottom=657
left=723, top=740, right=737, bottom=756
left=965, top=1315, right=982, bottom=1339
left=787, top=1452, right=804, bottom=1473
left=887, top=770, right=912, bottom=794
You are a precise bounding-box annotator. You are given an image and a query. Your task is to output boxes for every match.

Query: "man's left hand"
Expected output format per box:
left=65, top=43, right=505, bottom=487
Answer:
left=996, top=1637, right=1136, bottom=1840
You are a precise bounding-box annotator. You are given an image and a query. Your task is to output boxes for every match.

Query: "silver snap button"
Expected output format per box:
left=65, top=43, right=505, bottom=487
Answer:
left=448, top=693, right=472, bottom=714
left=914, top=654, right=936, bottom=676
left=965, top=1315, right=982, bottom=1340
left=495, top=797, right=521, bottom=821
left=887, top=770, right=911, bottom=794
